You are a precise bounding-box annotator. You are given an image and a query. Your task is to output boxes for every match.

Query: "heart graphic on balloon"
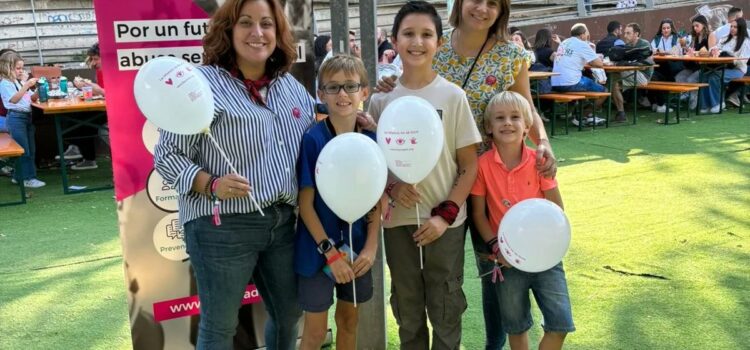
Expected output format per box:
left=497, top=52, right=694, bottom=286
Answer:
left=165, top=78, right=173, bottom=86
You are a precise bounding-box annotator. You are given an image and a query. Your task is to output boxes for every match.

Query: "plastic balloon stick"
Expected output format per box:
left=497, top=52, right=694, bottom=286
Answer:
left=416, top=203, right=423, bottom=270
left=350, top=223, right=357, bottom=308
left=205, top=133, right=265, bottom=216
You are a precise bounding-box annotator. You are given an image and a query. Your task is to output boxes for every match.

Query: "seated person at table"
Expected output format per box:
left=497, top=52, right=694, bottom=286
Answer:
left=596, top=21, right=624, bottom=54
left=611, top=23, right=654, bottom=123
left=649, top=19, right=683, bottom=113
left=532, top=28, right=560, bottom=71
left=713, top=7, right=747, bottom=42
left=675, top=15, right=717, bottom=110
left=552, top=23, right=607, bottom=121
left=712, top=18, right=750, bottom=109
left=69, top=42, right=105, bottom=170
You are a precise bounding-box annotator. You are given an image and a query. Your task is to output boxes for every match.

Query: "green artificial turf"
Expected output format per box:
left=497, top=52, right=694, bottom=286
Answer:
left=1, top=111, right=748, bottom=349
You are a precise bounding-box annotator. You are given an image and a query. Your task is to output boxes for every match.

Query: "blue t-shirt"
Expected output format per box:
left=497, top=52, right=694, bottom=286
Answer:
left=294, top=120, right=376, bottom=277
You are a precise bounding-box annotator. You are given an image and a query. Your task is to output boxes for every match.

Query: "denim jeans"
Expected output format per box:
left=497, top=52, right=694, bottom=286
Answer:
left=705, top=68, right=746, bottom=108
left=466, top=200, right=507, bottom=350
left=5, top=110, right=36, bottom=181
left=184, top=204, right=302, bottom=350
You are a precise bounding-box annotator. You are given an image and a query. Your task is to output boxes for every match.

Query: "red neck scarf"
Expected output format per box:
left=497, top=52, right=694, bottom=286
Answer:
left=232, top=68, right=270, bottom=105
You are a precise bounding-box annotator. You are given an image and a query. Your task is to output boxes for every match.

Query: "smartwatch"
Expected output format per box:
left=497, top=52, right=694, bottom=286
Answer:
left=316, top=238, right=335, bottom=255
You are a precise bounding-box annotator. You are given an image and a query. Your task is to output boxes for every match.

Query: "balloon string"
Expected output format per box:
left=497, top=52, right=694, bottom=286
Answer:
left=205, top=133, right=265, bottom=216
left=350, top=223, right=357, bottom=308
left=416, top=203, right=423, bottom=270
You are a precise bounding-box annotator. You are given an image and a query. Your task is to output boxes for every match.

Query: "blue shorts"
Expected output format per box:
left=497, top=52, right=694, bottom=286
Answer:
left=297, top=268, right=373, bottom=312
left=553, top=76, right=606, bottom=93
left=497, top=262, right=575, bottom=334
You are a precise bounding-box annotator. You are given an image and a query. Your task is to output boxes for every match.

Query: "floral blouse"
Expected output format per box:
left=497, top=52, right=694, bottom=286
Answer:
left=434, top=31, right=530, bottom=151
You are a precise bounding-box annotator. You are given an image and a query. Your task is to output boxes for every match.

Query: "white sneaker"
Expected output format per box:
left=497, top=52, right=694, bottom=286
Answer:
left=654, top=105, right=673, bottom=113
left=571, top=118, right=580, bottom=126
left=638, top=96, right=651, bottom=107
left=54, top=145, right=83, bottom=161
left=727, top=93, right=741, bottom=107
left=710, top=105, right=721, bottom=114
left=23, top=178, right=46, bottom=188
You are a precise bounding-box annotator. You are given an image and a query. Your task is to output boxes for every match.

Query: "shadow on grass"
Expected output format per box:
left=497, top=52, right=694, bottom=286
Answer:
left=1, top=257, right=129, bottom=349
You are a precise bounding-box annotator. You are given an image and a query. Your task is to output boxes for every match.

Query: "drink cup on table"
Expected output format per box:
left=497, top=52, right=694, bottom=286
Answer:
left=82, top=86, right=94, bottom=101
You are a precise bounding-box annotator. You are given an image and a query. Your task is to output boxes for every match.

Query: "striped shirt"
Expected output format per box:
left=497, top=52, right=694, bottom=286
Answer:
left=154, top=65, right=316, bottom=225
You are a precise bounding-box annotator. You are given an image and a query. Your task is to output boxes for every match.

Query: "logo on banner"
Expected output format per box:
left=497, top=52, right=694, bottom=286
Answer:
left=153, top=213, right=188, bottom=261
left=146, top=169, right=179, bottom=212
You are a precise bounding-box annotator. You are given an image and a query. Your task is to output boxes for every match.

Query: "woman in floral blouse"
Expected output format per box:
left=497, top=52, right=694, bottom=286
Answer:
left=379, top=1, right=557, bottom=349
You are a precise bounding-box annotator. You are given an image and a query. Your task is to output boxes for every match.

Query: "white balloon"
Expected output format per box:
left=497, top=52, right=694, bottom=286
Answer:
left=376, top=96, right=444, bottom=184
left=133, top=57, right=214, bottom=135
left=315, top=133, right=388, bottom=223
left=498, top=198, right=571, bottom=273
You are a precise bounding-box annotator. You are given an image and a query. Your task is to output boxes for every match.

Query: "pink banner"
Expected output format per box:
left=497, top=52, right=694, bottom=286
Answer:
left=153, top=284, right=262, bottom=322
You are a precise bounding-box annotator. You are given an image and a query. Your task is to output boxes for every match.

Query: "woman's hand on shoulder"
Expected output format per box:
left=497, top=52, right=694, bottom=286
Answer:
left=374, top=75, right=397, bottom=93
left=536, top=140, right=557, bottom=178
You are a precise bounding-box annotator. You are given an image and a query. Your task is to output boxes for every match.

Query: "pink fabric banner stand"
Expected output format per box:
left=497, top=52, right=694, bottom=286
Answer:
left=92, top=0, right=314, bottom=348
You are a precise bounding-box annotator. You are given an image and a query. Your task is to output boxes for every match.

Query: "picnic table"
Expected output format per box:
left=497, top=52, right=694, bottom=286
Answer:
left=653, top=55, right=743, bottom=114
left=31, top=98, right=110, bottom=194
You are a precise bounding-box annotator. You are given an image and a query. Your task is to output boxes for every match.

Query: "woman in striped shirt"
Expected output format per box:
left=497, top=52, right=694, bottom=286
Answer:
left=154, top=0, right=312, bottom=348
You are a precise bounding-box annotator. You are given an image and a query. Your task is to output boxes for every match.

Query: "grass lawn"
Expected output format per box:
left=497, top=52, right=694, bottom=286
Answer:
left=1, top=110, right=748, bottom=349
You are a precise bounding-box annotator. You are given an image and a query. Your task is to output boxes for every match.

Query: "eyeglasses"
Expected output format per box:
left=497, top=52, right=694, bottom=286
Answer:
left=321, top=82, right=362, bottom=95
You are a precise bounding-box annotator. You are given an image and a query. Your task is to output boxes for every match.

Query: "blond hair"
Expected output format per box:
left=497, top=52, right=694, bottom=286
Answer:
left=0, top=52, right=22, bottom=81
left=484, top=91, right=534, bottom=129
left=317, top=54, right=369, bottom=88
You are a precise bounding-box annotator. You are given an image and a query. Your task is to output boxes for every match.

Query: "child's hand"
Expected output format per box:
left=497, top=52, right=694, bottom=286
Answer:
left=329, top=255, right=355, bottom=284
left=356, top=111, right=377, bottom=132
left=391, top=182, right=421, bottom=208
left=413, top=216, right=448, bottom=247
left=352, top=246, right=376, bottom=277
left=374, top=75, right=397, bottom=93
left=24, top=78, right=38, bottom=90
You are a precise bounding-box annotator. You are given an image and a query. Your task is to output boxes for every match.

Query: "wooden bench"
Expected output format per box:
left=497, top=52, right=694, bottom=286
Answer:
left=562, top=92, right=612, bottom=130
left=638, top=84, right=700, bottom=125
left=0, top=132, right=26, bottom=206
left=537, top=94, right=586, bottom=136
left=731, top=76, right=750, bottom=113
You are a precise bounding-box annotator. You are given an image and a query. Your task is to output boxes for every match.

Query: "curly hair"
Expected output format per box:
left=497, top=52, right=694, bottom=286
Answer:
left=202, top=0, right=297, bottom=78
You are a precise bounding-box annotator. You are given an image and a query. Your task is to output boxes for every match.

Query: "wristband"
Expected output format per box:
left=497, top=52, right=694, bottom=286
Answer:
left=326, top=252, right=342, bottom=265
left=211, top=178, right=222, bottom=226
left=204, top=175, right=217, bottom=197
left=430, top=200, right=460, bottom=225
left=385, top=181, right=398, bottom=198
left=486, top=237, right=499, bottom=254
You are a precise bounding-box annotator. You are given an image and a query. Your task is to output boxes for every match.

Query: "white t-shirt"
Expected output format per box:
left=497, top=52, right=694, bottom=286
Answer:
left=552, top=37, right=599, bottom=86
left=720, top=37, right=750, bottom=73
left=714, top=24, right=750, bottom=42
left=368, top=75, right=482, bottom=229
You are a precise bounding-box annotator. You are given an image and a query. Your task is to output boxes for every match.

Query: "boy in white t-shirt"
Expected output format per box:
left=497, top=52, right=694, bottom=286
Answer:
left=552, top=23, right=608, bottom=122
left=367, top=1, right=481, bottom=348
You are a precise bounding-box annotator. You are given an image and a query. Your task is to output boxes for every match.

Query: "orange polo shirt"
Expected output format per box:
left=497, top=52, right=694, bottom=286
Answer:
left=471, top=145, right=558, bottom=234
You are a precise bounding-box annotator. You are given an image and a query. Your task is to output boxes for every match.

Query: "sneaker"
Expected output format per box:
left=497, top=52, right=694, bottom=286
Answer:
left=638, top=96, right=651, bottom=107
left=654, top=105, right=673, bottom=113
left=54, top=145, right=83, bottom=161
left=710, top=105, right=721, bottom=114
left=689, top=94, right=698, bottom=110
left=743, top=95, right=750, bottom=104
left=23, top=178, right=45, bottom=188
left=727, top=93, right=740, bottom=107
left=11, top=178, right=17, bottom=184
left=613, top=111, right=628, bottom=122
left=0, top=165, right=12, bottom=176
left=571, top=118, right=580, bottom=126
left=71, top=160, right=98, bottom=170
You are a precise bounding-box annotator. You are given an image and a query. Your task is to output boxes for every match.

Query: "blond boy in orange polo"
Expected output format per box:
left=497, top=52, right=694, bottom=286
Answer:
left=470, top=91, right=574, bottom=350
